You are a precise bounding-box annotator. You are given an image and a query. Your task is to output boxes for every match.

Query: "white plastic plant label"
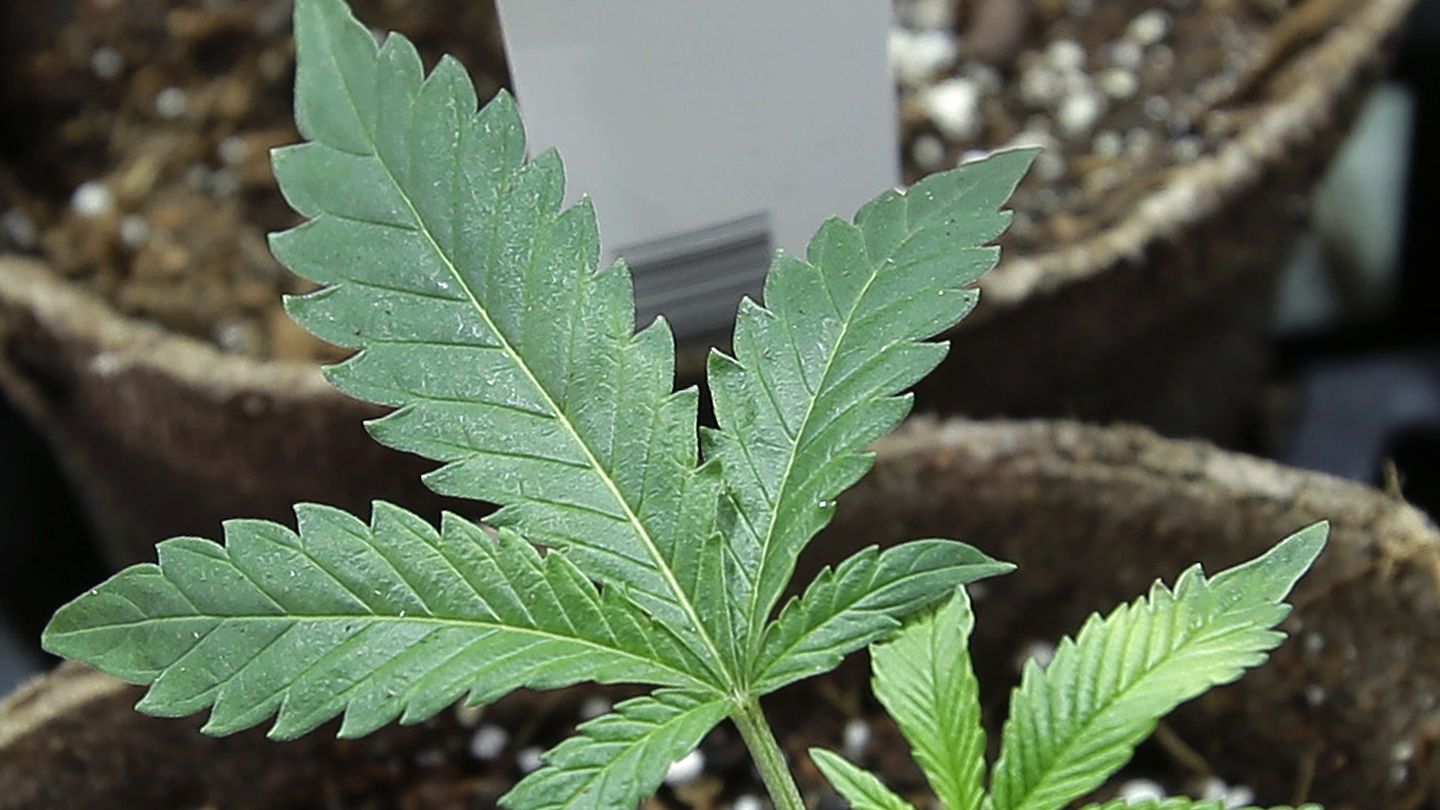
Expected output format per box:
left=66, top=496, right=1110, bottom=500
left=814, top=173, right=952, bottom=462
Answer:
left=494, top=1, right=899, bottom=338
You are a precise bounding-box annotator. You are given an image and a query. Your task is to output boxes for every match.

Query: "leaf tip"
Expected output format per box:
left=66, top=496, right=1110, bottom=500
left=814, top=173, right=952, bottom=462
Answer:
left=1211, top=521, right=1329, bottom=607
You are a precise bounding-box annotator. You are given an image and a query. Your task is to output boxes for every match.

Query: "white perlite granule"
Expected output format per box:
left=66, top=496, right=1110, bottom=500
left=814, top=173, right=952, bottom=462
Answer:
left=922, top=77, right=982, bottom=140
left=664, top=749, right=705, bottom=785
left=155, top=86, right=188, bottom=119
left=71, top=181, right=114, bottom=218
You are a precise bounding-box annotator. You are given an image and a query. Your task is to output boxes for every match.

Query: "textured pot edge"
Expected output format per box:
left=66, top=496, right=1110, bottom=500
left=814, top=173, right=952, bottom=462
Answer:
left=0, top=256, right=332, bottom=400
left=0, top=0, right=1412, bottom=393
left=0, top=662, right=127, bottom=751
left=884, top=416, right=1440, bottom=545
left=884, top=416, right=1428, bottom=511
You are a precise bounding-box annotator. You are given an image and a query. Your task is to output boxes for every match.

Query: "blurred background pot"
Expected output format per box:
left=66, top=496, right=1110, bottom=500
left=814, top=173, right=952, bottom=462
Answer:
left=1, top=419, right=1435, bottom=809
left=0, top=256, right=449, bottom=569
left=0, top=0, right=1415, bottom=561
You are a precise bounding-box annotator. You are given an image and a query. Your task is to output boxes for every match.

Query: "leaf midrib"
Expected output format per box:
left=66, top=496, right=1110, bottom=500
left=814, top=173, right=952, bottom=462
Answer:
left=739, top=261, right=884, bottom=664
left=530, top=693, right=725, bottom=805
left=991, top=602, right=1252, bottom=810
left=752, top=561, right=919, bottom=687
left=50, top=612, right=718, bottom=694
left=741, top=204, right=939, bottom=665
left=314, top=13, right=731, bottom=689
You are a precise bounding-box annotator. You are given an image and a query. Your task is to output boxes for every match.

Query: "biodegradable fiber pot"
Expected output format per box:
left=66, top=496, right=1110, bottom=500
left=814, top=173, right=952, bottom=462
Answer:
left=0, top=0, right=1416, bottom=562
left=2, top=419, right=1436, bottom=809
left=0, top=257, right=450, bottom=568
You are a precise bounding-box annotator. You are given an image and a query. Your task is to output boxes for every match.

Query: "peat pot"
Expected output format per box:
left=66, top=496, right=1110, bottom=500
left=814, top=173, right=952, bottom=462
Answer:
left=0, top=0, right=1415, bottom=562
left=2, top=419, right=1437, bottom=809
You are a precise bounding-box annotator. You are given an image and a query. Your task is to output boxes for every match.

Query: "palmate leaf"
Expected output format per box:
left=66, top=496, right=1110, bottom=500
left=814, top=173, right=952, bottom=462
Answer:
left=811, top=748, right=918, bottom=810
left=1082, top=795, right=1319, bottom=801
left=273, top=0, right=731, bottom=676
left=41, top=0, right=1040, bottom=806
left=503, top=689, right=731, bottom=809
left=986, top=524, right=1329, bottom=810
left=871, top=588, right=987, bottom=810
left=704, top=149, right=1036, bottom=671
left=751, top=543, right=1011, bottom=694
left=41, top=504, right=718, bottom=740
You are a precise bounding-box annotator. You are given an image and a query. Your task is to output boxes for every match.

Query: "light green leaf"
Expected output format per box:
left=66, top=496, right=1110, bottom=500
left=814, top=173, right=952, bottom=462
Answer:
left=502, top=689, right=731, bottom=810
left=274, top=0, right=729, bottom=678
left=811, top=748, right=919, bottom=810
left=41, top=504, right=718, bottom=740
left=751, top=541, right=1012, bottom=693
left=704, top=150, right=1036, bottom=661
left=871, top=588, right=986, bottom=810
left=1082, top=795, right=1319, bottom=801
left=987, top=524, right=1329, bottom=810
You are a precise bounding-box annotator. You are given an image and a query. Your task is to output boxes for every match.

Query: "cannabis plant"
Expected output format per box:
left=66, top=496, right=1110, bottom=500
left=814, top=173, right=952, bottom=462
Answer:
left=42, top=0, right=1022, bottom=806
left=811, top=524, right=1329, bottom=810
left=37, top=1, right=1328, bottom=808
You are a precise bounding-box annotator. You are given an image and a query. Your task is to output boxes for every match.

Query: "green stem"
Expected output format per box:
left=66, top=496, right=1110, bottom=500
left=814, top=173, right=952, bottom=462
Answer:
left=733, top=697, right=806, bottom=810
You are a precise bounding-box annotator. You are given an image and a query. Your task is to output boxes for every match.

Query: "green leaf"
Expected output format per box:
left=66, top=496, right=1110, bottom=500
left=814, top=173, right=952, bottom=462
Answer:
left=811, top=748, right=919, bottom=810
left=1082, top=795, right=1319, bottom=801
left=274, top=0, right=730, bottom=678
left=503, top=689, right=731, bottom=810
left=987, top=524, right=1329, bottom=810
left=871, top=588, right=986, bottom=810
left=42, top=2, right=1043, bottom=808
left=704, top=149, right=1036, bottom=660
left=750, top=541, right=1012, bottom=693
left=41, top=504, right=718, bottom=740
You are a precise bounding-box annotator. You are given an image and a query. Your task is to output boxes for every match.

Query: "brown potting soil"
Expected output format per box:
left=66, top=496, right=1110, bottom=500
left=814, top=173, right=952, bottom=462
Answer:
left=0, top=0, right=507, bottom=362
left=0, top=0, right=1319, bottom=362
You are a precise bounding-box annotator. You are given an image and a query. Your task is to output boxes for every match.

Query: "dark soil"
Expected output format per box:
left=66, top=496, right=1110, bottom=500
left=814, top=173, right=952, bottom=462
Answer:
left=895, top=0, right=1324, bottom=249
left=278, top=670, right=1243, bottom=810
left=0, top=0, right=507, bottom=362
left=0, top=0, right=1321, bottom=362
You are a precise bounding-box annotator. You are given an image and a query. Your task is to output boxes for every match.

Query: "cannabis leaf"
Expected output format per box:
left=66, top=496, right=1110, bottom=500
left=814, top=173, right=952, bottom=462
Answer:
left=41, top=0, right=1030, bottom=806
left=1082, top=795, right=1319, bottom=801
left=872, top=587, right=987, bottom=810
left=502, top=690, right=731, bottom=810
left=273, top=0, right=731, bottom=675
left=705, top=149, right=1035, bottom=676
left=42, top=504, right=716, bottom=740
left=811, top=748, right=917, bottom=810
left=811, top=524, right=1328, bottom=810
left=988, top=523, right=1327, bottom=810
left=809, top=587, right=987, bottom=810
left=752, top=543, right=1011, bottom=694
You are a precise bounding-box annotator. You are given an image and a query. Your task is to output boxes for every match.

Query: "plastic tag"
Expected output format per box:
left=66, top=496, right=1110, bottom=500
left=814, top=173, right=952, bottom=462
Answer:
left=495, top=1, right=899, bottom=337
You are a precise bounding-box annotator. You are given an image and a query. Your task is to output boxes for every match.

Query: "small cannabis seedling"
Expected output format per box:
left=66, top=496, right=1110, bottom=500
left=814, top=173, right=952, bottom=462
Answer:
left=41, top=0, right=1029, bottom=807
left=811, top=523, right=1329, bottom=810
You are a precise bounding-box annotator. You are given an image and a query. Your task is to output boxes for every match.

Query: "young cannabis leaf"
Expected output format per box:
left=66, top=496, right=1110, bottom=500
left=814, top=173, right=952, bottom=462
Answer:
left=41, top=0, right=1032, bottom=808
left=811, top=523, right=1329, bottom=810
left=1082, top=795, right=1319, bottom=801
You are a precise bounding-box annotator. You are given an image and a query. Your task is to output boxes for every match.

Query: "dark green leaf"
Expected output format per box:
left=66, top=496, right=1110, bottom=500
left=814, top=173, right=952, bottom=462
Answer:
left=42, top=504, right=717, bottom=740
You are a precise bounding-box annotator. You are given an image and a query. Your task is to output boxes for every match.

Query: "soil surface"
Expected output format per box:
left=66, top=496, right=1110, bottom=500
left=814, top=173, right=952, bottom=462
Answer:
left=0, top=0, right=1319, bottom=362
left=19, top=660, right=1250, bottom=810
left=278, top=672, right=1256, bottom=810
left=0, top=0, right=507, bottom=362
